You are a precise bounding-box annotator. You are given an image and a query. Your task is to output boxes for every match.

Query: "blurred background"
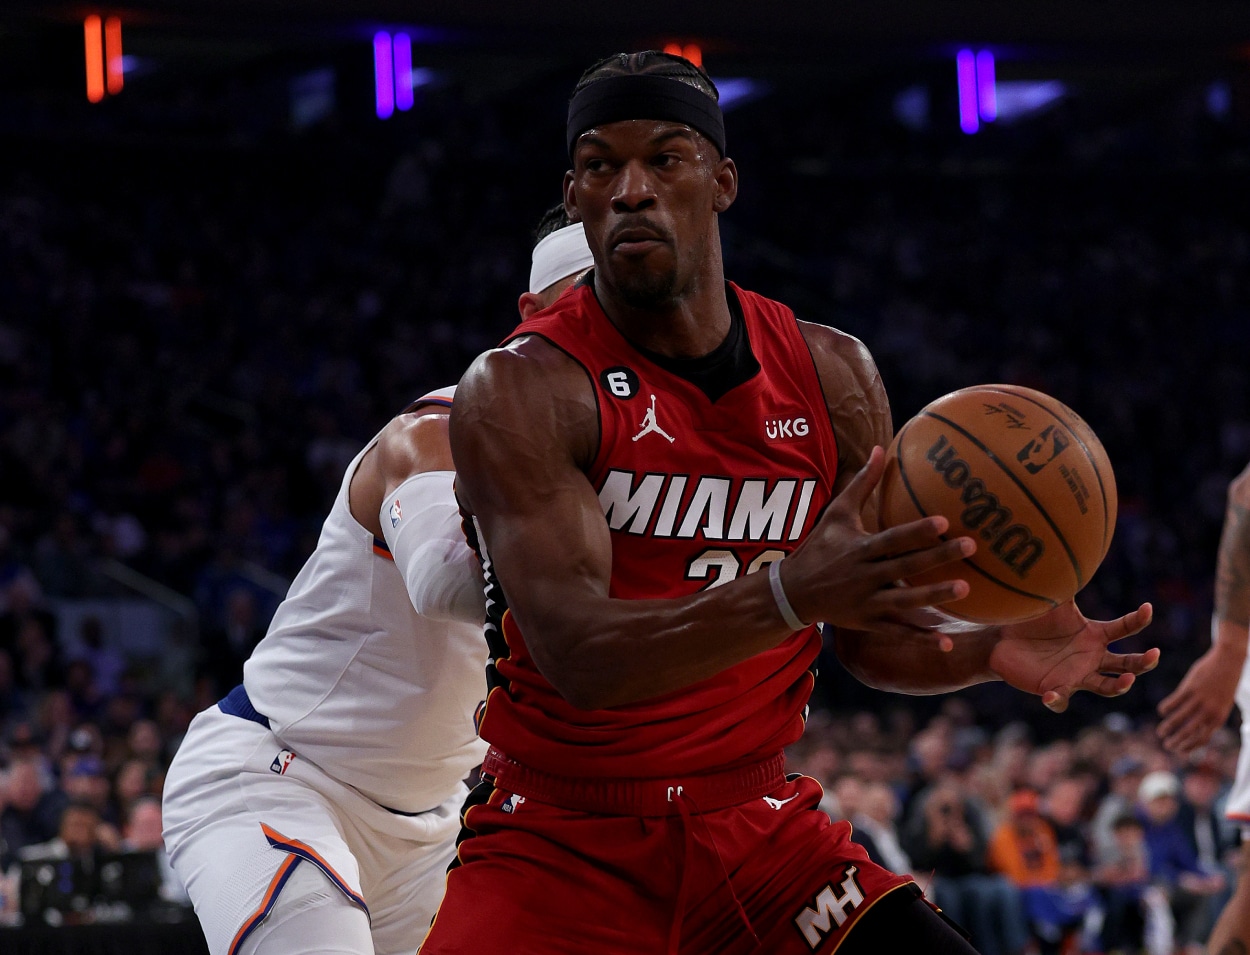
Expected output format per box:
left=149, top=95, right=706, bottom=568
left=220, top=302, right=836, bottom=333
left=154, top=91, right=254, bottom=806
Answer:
left=1, top=1, right=1249, bottom=951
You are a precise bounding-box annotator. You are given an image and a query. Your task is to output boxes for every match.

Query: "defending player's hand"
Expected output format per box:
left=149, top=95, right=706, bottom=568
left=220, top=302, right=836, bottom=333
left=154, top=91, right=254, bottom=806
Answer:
left=782, top=446, right=976, bottom=637
left=987, top=599, right=1157, bottom=713
left=1156, top=644, right=1243, bottom=754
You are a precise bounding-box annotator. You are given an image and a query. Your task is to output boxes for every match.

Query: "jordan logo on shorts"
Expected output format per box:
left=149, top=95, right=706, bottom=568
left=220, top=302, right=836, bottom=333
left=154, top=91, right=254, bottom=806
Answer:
left=632, top=395, right=675, bottom=444
left=270, top=750, right=297, bottom=775
left=793, top=865, right=865, bottom=949
left=763, top=793, right=799, bottom=810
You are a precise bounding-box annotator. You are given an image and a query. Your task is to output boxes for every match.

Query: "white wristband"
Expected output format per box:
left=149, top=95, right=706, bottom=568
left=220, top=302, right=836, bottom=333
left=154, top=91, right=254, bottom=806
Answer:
left=768, top=558, right=809, bottom=631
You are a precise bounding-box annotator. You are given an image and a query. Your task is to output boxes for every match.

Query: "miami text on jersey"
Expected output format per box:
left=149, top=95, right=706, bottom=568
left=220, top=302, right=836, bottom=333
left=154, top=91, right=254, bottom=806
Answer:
left=598, top=470, right=817, bottom=542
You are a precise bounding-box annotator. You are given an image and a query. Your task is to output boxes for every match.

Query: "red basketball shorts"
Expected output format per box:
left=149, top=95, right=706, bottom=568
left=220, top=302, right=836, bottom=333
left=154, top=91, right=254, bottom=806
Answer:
left=419, top=771, right=914, bottom=955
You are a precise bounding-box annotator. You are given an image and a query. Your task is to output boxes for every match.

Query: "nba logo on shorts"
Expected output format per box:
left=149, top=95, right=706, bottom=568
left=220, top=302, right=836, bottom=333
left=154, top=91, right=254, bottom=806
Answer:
left=501, top=794, right=526, bottom=814
left=389, top=499, right=402, bottom=528
left=270, top=750, right=297, bottom=775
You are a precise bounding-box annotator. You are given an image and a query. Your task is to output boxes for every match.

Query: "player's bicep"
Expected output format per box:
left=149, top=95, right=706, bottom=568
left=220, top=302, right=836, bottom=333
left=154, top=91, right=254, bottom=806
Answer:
left=450, top=341, right=611, bottom=647
left=799, top=322, right=894, bottom=528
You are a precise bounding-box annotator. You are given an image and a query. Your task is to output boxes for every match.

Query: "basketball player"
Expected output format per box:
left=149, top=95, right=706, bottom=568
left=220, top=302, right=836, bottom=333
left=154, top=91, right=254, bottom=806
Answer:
left=1156, top=461, right=1250, bottom=955
left=161, top=212, right=595, bottom=955
left=421, top=51, right=1157, bottom=955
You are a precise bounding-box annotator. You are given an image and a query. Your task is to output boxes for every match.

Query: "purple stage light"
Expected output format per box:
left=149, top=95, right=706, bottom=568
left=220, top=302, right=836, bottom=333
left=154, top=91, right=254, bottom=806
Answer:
left=374, top=32, right=394, bottom=119
left=976, top=50, right=997, bottom=122
left=957, top=49, right=978, bottom=134
left=394, top=33, right=413, bottom=111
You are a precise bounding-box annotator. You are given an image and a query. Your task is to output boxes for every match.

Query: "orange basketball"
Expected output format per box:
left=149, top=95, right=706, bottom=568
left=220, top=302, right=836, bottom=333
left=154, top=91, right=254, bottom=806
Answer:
left=879, top=384, right=1117, bottom=624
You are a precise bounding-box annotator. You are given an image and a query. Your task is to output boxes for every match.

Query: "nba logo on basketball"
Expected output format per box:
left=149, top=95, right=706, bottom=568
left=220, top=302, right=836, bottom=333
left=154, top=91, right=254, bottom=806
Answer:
left=270, top=750, right=297, bottom=775
left=389, top=499, right=402, bottom=527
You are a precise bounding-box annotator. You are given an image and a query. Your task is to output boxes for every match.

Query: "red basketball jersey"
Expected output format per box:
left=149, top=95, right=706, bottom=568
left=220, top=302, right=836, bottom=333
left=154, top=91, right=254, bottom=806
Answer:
left=470, top=281, right=839, bottom=779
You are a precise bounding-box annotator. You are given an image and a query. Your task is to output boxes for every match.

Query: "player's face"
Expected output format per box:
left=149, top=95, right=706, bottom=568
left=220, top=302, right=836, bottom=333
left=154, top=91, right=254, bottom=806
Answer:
left=565, top=120, right=736, bottom=310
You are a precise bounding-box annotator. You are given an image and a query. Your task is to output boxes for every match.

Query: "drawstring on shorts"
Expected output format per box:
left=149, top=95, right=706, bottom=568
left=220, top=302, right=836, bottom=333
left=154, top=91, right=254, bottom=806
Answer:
left=667, top=788, right=760, bottom=955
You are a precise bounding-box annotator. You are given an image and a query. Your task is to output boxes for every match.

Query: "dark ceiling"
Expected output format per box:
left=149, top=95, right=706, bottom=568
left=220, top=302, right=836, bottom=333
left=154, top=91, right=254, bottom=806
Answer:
left=7, top=1, right=1250, bottom=57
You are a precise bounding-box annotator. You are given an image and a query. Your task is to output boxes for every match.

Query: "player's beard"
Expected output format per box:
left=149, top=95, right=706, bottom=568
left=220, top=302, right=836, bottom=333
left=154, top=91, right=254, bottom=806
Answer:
left=612, top=261, right=680, bottom=310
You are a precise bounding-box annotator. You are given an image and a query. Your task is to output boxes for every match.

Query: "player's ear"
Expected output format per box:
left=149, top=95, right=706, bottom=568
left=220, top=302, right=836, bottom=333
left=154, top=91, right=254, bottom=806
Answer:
left=712, top=157, right=737, bottom=213
left=517, top=292, right=545, bottom=320
left=563, top=170, right=579, bottom=221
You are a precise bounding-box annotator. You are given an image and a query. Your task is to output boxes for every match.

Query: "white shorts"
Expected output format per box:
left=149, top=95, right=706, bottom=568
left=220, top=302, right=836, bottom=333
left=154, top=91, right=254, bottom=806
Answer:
left=163, top=705, right=464, bottom=955
left=1225, top=664, right=1250, bottom=826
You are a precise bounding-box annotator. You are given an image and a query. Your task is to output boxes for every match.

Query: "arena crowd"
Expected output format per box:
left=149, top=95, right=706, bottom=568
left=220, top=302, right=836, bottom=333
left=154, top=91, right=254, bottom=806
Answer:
left=0, top=62, right=1248, bottom=953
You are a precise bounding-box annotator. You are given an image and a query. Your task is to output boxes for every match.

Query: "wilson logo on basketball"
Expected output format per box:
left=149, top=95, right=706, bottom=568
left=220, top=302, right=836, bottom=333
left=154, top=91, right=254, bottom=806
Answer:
left=764, top=417, right=809, bottom=440
left=926, top=436, right=1045, bottom=578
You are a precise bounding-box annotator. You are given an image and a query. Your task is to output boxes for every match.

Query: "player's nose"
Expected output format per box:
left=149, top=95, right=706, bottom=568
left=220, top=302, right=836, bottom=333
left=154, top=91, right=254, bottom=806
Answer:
left=611, top=160, right=658, bottom=213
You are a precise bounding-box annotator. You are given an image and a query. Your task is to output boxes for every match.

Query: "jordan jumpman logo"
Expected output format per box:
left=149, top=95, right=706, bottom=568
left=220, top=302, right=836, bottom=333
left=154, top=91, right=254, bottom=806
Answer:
left=632, top=394, right=675, bottom=443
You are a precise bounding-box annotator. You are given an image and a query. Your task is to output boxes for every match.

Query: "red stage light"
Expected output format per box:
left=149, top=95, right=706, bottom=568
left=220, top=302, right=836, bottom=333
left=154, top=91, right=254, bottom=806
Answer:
left=84, top=15, right=105, bottom=103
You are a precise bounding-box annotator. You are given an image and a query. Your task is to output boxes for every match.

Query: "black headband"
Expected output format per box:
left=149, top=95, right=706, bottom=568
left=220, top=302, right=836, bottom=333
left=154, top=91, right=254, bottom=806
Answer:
left=566, top=74, right=726, bottom=159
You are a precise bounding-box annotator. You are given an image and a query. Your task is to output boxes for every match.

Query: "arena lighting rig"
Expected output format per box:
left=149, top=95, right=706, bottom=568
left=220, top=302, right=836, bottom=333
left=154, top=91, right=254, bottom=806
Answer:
left=83, top=14, right=123, bottom=103
left=957, top=48, right=997, bottom=133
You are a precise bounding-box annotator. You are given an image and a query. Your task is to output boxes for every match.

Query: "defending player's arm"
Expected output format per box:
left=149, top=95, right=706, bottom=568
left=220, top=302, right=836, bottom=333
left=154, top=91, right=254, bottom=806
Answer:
left=450, top=335, right=973, bottom=711
left=349, top=408, right=484, bottom=623
left=1157, top=461, right=1250, bottom=753
left=798, top=322, right=1156, bottom=708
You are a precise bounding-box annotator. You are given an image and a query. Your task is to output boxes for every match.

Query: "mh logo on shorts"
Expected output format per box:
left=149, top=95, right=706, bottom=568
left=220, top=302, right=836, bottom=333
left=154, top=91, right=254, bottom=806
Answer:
left=793, top=865, right=865, bottom=949
left=270, top=750, right=297, bottom=775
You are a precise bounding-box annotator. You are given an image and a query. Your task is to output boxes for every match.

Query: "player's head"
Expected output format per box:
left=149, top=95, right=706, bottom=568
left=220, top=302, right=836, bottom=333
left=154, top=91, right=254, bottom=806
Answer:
left=518, top=203, right=595, bottom=319
left=563, top=51, right=738, bottom=310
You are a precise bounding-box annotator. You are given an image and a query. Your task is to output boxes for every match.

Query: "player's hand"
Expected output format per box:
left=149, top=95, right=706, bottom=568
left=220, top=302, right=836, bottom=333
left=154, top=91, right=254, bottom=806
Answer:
left=987, top=600, right=1157, bottom=713
left=783, top=446, right=976, bottom=637
left=1157, top=643, right=1244, bottom=754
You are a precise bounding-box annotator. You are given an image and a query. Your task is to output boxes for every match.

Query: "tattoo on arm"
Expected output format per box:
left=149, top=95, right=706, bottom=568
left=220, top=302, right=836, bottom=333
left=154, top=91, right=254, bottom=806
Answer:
left=1215, top=940, right=1247, bottom=955
left=1216, top=499, right=1250, bottom=628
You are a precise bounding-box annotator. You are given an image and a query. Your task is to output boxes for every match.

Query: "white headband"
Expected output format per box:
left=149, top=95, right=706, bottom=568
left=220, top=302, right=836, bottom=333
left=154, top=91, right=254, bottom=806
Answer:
left=528, top=221, right=595, bottom=294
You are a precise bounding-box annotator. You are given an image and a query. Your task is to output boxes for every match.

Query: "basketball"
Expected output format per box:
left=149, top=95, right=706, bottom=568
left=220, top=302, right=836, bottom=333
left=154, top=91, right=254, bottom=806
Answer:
left=879, top=384, right=1117, bottom=624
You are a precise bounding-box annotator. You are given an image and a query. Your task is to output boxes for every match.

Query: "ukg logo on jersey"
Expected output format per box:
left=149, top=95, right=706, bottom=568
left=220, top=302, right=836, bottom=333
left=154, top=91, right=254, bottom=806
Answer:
left=764, top=416, right=809, bottom=441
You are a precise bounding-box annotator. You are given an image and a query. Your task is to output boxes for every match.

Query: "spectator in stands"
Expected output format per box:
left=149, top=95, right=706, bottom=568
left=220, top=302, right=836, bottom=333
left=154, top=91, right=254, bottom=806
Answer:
left=1093, top=814, right=1171, bottom=955
left=989, top=789, right=1094, bottom=953
left=1092, top=755, right=1147, bottom=858
left=17, top=801, right=108, bottom=926
left=1138, top=769, right=1225, bottom=953
left=121, top=796, right=188, bottom=904
left=851, top=781, right=914, bottom=879
left=902, top=776, right=1029, bottom=955
left=1178, top=757, right=1236, bottom=940
left=0, top=758, right=64, bottom=869
left=1043, top=776, right=1094, bottom=873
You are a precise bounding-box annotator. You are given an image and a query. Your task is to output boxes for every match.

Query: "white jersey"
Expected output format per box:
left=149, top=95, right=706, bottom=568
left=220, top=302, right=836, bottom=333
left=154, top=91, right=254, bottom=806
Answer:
left=243, top=388, right=487, bottom=814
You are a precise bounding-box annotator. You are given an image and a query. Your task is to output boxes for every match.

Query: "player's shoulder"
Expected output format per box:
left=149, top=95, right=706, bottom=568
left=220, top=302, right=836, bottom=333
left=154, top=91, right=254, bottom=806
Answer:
left=371, top=410, right=453, bottom=483
left=1231, top=460, right=1250, bottom=503
left=796, top=321, right=881, bottom=392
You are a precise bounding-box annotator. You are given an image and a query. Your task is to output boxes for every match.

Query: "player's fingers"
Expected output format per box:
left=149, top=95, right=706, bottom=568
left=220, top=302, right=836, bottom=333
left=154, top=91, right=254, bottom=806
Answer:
left=1156, top=698, right=1202, bottom=740
left=1163, top=725, right=1210, bottom=756
left=1100, top=648, right=1160, bottom=676
left=873, top=577, right=971, bottom=612
left=1157, top=685, right=1186, bottom=715
left=875, top=537, right=975, bottom=579
left=1042, top=689, right=1070, bottom=713
left=861, top=516, right=955, bottom=559
left=1100, top=603, right=1154, bottom=645
left=1082, top=671, right=1135, bottom=699
left=832, top=446, right=887, bottom=516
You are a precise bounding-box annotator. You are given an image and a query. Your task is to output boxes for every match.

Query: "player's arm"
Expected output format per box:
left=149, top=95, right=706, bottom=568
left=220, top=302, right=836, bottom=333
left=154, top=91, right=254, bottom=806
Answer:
left=349, top=408, right=483, bottom=623
left=799, top=322, right=1157, bottom=705
left=1157, top=461, right=1250, bottom=752
left=450, top=335, right=971, bottom=711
